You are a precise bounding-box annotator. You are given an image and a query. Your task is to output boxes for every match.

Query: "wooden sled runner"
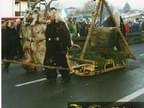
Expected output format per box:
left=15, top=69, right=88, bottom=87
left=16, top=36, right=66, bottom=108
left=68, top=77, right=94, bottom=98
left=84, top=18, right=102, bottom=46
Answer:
left=70, top=58, right=126, bottom=76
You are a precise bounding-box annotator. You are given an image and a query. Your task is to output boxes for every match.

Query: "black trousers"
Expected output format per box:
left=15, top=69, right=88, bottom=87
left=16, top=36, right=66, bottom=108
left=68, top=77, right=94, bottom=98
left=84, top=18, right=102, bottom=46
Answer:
left=44, top=52, right=70, bottom=80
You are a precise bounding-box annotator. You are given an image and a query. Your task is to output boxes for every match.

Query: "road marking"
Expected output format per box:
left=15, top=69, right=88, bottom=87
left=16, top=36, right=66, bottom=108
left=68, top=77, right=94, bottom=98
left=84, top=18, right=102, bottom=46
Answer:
left=140, top=53, right=144, bottom=56
left=15, top=78, right=47, bottom=87
left=116, top=87, right=144, bottom=102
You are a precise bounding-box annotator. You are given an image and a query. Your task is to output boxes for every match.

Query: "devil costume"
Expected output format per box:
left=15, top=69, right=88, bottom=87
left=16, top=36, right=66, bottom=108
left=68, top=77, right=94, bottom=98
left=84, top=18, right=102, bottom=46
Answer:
left=44, top=20, right=71, bottom=83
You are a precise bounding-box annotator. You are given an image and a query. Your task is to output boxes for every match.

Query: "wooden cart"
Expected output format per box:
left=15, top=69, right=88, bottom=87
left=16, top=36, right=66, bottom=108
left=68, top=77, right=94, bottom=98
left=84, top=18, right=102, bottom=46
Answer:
left=69, top=0, right=136, bottom=76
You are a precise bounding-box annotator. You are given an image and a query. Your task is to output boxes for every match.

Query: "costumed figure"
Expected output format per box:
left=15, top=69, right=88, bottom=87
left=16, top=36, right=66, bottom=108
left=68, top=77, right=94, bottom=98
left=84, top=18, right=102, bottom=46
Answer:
left=44, top=7, right=72, bottom=83
left=20, top=2, right=47, bottom=72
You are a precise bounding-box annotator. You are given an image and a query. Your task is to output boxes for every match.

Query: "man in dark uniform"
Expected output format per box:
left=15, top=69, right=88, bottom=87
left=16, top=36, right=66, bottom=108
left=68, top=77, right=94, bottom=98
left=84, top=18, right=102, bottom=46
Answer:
left=44, top=8, right=72, bottom=83
left=2, top=20, right=7, bottom=60
left=4, top=21, right=22, bottom=72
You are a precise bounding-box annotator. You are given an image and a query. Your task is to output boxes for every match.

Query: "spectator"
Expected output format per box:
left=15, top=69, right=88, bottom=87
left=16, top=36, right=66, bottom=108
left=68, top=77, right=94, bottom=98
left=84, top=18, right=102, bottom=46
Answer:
left=71, top=18, right=78, bottom=38
left=124, top=21, right=130, bottom=33
left=141, top=21, right=144, bottom=32
left=84, top=18, right=90, bottom=36
left=2, top=20, right=7, bottom=59
left=131, top=18, right=140, bottom=32
left=77, top=18, right=85, bottom=37
left=13, top=20, right=23, bottom=59
left=4, top=20, right=22, bottom=72
left=67, top=17, right=73, bottom=34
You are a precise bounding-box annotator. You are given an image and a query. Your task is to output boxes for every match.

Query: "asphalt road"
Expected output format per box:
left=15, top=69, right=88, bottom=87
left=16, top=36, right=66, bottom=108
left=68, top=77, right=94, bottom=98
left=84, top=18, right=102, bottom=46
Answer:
left=2, top=43, right=144, bottom=108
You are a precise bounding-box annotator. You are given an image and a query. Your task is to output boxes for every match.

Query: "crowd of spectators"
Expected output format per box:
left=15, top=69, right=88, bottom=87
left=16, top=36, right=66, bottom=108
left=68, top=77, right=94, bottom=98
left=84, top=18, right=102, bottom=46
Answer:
left=66, top=17, right=90, bottom=39
left=2, top=19, right=23, bottom=72
left=66, top=17, right=144, bottom=38
left=124, top=18, right=144, bottom=33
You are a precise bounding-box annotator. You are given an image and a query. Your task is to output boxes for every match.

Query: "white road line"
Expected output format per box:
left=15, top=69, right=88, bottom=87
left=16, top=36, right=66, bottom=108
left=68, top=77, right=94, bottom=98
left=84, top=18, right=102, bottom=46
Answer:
left=140, top=53, right=144, bottom=56
left=116, top=88, right=144, bottom=102
left=15, top=78, right=47, bottom=87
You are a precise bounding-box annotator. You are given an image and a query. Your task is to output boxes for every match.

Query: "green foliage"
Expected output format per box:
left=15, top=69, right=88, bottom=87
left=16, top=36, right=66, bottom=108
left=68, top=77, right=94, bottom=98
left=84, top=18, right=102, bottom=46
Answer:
left=70, top=47, right=129, bottom=70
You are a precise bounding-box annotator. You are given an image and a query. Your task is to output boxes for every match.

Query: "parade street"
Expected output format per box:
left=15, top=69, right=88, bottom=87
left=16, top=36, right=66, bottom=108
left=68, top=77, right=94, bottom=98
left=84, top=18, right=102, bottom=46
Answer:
left=2, top=43, right=144, bottom=108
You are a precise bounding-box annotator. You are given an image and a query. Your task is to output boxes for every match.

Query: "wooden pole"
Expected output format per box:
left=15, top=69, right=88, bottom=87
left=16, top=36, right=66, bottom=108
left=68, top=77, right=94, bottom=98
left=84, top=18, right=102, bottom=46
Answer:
left=100, top=1, right=104, bottom=25
left=80, top=0, right=102, bottom=59
left=103, top=0, right=136, bottom=60
left=2, top=59, right=69, bottom=70
left=66, top=53, right=74, bottom=72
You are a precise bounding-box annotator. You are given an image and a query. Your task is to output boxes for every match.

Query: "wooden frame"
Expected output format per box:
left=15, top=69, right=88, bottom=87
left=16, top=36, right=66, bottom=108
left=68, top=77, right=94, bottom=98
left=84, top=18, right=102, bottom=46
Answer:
left=80, top=0, right=136, bottom=60
left=70, top=0, right=136, bottom=76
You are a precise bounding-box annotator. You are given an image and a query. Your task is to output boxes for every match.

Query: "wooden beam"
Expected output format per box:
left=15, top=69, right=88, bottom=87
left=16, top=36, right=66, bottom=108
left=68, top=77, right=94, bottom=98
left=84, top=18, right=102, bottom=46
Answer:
left=66, top=53, right=74, bottom=72
left=100, top=0, right=104, bottom=25
left=2, top=59, right=70, bottom=70
left=103, top=0, right=136, bottom=60
left=80, top=0, right=102, bottom=59
left=101, top=65, right=125, bottom=73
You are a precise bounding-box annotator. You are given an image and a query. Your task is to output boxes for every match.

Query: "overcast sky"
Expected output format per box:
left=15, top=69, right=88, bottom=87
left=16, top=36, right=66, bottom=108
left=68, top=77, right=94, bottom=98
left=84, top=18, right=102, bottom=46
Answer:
left=50, top=0, right=144, bottom=10
left=109, top=0, right=144, bottom=9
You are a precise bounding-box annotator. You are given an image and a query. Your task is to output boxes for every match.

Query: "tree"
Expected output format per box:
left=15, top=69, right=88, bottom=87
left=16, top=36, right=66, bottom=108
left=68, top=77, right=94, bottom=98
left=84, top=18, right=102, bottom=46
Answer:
left=82, top=0, right=96, bottom=13
left=123, top=2, right=131, bottom=13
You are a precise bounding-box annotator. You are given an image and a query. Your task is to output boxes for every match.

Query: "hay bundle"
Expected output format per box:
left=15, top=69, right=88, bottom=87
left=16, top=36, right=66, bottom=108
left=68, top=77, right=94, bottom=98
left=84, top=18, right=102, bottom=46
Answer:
left=90, top=27, right=118, bottom=50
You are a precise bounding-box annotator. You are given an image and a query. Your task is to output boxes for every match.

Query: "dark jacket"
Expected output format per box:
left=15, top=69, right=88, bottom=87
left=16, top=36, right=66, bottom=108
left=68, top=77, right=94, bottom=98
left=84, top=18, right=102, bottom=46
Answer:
left=4, top=26, right=23, bottom=59
left=45, top=21, right=71, bottom=54
left=2, top=28, right=6, bottom=59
